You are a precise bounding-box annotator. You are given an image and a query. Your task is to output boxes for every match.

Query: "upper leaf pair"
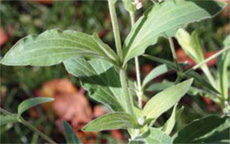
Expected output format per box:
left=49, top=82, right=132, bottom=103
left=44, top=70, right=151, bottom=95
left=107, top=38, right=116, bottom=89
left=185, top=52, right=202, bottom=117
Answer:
left=0, top=0, right=226, bottom=67
left=123, top=0, right=226, bottom=64
left=0, top=30, right=119, bottom=66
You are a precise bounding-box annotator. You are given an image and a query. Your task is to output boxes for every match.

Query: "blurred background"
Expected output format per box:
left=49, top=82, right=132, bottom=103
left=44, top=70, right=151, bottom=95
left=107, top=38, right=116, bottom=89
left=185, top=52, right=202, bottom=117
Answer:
left=0, top=0, right=229, bottom=143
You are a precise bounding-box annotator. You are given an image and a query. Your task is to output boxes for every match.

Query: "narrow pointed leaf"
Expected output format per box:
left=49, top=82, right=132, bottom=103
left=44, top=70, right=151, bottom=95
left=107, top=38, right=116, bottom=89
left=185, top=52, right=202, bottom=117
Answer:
left=143, top=79, right=193, bottom=119
left=82, top=112, right=140, bottom=131
left=18, top=97, right=54, bottom=116
left=144, top=54, right=219, bottom=94
left=162, top=104, right=184, bottom=135
left=173, top=115, right=230, bottom=143
left=146, top=80, right=174, bottom=92
left=186, top=70, right=220, bottom=94
left=124, top=0, right=226, bottom=63
left=143, top=54, right=177, bottom=70
left=0, top=114, right=18, bottom=126
left=220, top=34, right=230, bottom=100
left=0, top=29, right=119, bottom=66
left=64, top=57, right=124, bottom=111
left=62, top=120, right=82, bottom=144
left=142, top=64, right=168, bottom=88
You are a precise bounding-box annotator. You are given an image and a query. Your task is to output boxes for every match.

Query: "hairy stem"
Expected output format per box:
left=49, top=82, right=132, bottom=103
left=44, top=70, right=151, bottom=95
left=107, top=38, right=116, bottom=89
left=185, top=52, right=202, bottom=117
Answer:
left=108, top=0, right=123, bottom=60
left=120, top=69, right=135, bottom=116
left=0, top=108, right=57, bottom=144
left=130, top=12, right=143, bottom=108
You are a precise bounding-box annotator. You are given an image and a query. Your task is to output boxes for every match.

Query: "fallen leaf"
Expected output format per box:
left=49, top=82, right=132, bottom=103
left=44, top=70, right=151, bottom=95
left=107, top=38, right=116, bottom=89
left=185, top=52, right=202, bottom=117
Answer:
left=29, top=0, right=53, bottom=4
left=0, top=27, right=8, bottom=46
left=53, top=90, right=92, bottom=127
left=37, top=79, right=92, bottom=128
left=38, top=79, right=77, bottom=112
left=93, top=105, right=107, bottom=118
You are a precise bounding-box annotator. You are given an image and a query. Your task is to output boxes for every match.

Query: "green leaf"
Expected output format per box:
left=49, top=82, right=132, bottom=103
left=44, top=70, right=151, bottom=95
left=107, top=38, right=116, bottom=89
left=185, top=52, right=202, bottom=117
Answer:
left=220, top=34, right=230, bottom=100
left=223, top=34, right=230, bottom=47
left=82, top=112, right=140, bottom=131
left=62, top=120, right=82, bottom=144
left=64, top=57, right=124, bottom=111
left=0, top=29, right=119, bottom=66
left=130, top=128, right=173, bottom=144
left=144, top=54, right=219, bottom=94
left=162, top=104, right=184, bottom=135
left=122, top=0, right=135, bottom=13
left=143, top=54, right=177, bottom=70
left=186, top=70, right=220, bottom=94
left=142, top=79, right=193, bottom=119
left=142, top=64, right=168, bottom=88
left=146, top=80, right=174, bottom=92
left=173, top=115, right=230, bottom=143
left=0, top=114, right=18, bottom=126
left=18, top=97, right=54, bottom=117
left=145, top=128, right=173, bottom=144
left=123, top=0, right=226, bottom=63
left=176, top=29, right=204, bottom=63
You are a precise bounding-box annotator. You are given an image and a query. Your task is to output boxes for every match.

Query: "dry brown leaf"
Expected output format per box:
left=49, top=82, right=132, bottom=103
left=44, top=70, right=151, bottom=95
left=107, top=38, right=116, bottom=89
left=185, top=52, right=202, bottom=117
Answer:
left=0, top=27, right=8, bottom=46
left=37, top=79, right=92, bottom=128
left=53, top=90, right=92, bottom=127
left=29, top=0, right=53, bottom=4
left=93, top=105, right=107, bottom=118
left=38, top=79, right=77, bottom=112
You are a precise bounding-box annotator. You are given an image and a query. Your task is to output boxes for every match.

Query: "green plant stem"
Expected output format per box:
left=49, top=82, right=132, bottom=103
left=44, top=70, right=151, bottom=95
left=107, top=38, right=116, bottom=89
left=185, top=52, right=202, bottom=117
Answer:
left=108, top=0, right=123, bottom=60
left=168, top=37, right=180, bottom=71
left=20, top=118, right=57, bottom=144
left=0, top=107, right=57, bottom=144
left=130, top=12, right=143, bottom=108
left=192, top=46, right=230, bottom=70
left=119, top=69, right=135, bottom=116
left=185, top=46, right=230, bottom=90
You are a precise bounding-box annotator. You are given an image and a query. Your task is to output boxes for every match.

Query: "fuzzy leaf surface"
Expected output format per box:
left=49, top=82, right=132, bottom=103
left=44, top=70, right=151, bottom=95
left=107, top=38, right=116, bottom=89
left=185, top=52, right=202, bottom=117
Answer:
left=124, top=0, right=226, bottom=63
left=1, top=29, right=118, bottom=66
left=82, top=112, right=139, bottom=131
left=142, top=79, right=193, bottom=119
left=64, top=57, right=124, bottom=111
left=18, top=97, right=54, bottom=116
left=173, top=115, right=230, bottom=143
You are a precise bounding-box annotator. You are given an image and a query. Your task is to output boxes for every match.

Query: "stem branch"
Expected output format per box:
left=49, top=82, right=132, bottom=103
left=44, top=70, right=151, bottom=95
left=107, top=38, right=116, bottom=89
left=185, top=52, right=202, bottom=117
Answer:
left=108, top=0, right=123, bottom=60
left=130, top=12, right=143, bottom=108
left=192, top=46, right=230, bottom=70
left=20, top=118, right=57, bottom=144
left=0, top=108, right=57, bottom=144
left=168, top=37, right=180, bottom=71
